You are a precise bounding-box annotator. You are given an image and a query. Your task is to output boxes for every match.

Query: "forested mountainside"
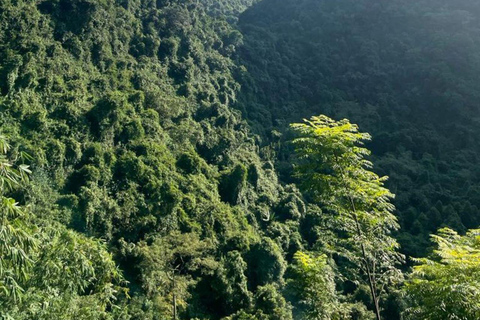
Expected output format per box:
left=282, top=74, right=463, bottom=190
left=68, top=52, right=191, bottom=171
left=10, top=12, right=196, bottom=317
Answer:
left=236, top=0, right=480, bottom=257
left=1, top=0, right=300, bottom=318
left=1, top=0, right=480, bottom=319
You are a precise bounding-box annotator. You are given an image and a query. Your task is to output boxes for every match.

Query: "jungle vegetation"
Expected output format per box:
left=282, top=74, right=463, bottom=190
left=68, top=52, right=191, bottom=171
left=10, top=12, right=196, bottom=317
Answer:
left=1, top=0, right=480, bottom=319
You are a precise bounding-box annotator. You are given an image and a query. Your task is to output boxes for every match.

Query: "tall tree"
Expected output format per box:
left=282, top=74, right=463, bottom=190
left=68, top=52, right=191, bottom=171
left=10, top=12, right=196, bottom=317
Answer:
left=291, top=115, right=404, bottom=320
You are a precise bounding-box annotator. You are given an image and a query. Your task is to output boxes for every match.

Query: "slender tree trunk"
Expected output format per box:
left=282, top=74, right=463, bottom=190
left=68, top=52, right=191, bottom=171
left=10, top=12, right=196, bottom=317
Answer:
left=173, top=292, right=177, bottom=320
left=359, top=241, right=381, bottom=320
left=350, top=197, right=382, bottom=320
left=172, top=273, right=177, bottom=320
left=337, top=159, right=382, bottom=320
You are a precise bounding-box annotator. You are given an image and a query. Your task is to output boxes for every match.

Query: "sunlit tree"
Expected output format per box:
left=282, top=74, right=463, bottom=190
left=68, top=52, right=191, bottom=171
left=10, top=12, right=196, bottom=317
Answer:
left=291, top=115, right=404, bottom=320
left=404, top=227, right=480, bottom=320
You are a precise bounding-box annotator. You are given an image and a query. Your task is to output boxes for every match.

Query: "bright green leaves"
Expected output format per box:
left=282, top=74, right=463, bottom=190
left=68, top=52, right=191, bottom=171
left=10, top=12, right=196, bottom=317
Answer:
left=0, top=136, right=126, bottom=319
left=404, top=228, right=480, bottom=320
left=17, top=226, right=126, bottom=320
left=291, top=116, right=391, bottom=220
left=288, top=252, right=339, bottom=320
left=291, top=115, right=404, bottom=319
left=0, top=135, right=37, bottom=309
left=0, top=135, right=31, bottom=193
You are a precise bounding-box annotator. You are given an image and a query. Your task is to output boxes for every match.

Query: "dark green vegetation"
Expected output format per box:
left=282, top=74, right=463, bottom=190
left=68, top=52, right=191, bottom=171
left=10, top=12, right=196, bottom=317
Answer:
left=1, top=0, right=480, bottom=319
left=236, top=0, right=480, bottom=257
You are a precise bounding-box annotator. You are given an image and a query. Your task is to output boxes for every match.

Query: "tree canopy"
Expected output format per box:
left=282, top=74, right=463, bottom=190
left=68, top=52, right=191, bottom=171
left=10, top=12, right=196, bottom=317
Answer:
left=291, top=115, right=403, bottom=319
left=404, top=228, right=480, bottom=320
left=1, top=0, right=480, bottom=318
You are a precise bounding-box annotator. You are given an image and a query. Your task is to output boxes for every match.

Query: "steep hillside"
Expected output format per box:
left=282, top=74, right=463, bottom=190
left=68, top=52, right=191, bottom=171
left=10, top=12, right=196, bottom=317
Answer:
left=3, top=0, right=480, bottom=319
left=0, top=0, right=302, bottom=318
left=236, top=0, right=480, bottom=256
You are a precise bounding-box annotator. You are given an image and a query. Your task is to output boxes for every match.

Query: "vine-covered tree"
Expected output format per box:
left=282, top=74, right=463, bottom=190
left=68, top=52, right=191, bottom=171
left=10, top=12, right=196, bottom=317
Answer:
left=291, top=115, right=404, bottom=320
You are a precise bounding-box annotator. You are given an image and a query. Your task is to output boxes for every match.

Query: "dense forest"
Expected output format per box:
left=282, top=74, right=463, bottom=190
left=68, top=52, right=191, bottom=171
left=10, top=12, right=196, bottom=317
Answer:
left=1, top=0, right=480, bottom=319
left=236, top=0, right=480, bottom=257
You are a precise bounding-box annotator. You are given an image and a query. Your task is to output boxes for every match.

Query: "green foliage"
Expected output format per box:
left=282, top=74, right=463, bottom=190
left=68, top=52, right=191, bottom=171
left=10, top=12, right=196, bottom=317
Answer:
left=0, top=136, right=125, bottom=319
left=404, top=228, right=480, bottom=319
left=13, top=226, right=126, bottom=320
left=291, top=115, right=404, bottom=319
left=237, top=0, right=480, bottom=257
left=288, top=252, right=339, bottom=319
left=4, top=0, right=480, bottom=317
left=0, top=0, right=308, bottom=317
left=251, top=284, right=292, bottom=320
left=0, top=135, right=35, bottom=309
left=247, top=237, right=286, bottom=288
left=224, top=284, right=292, bottom=320
left=219, top=164, right=248, bottom=205
left=214, top=250, right=252, bottom=314
left=288, top=251, right=376, bottom=320
left=127, top=232, right=216, bottom=318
